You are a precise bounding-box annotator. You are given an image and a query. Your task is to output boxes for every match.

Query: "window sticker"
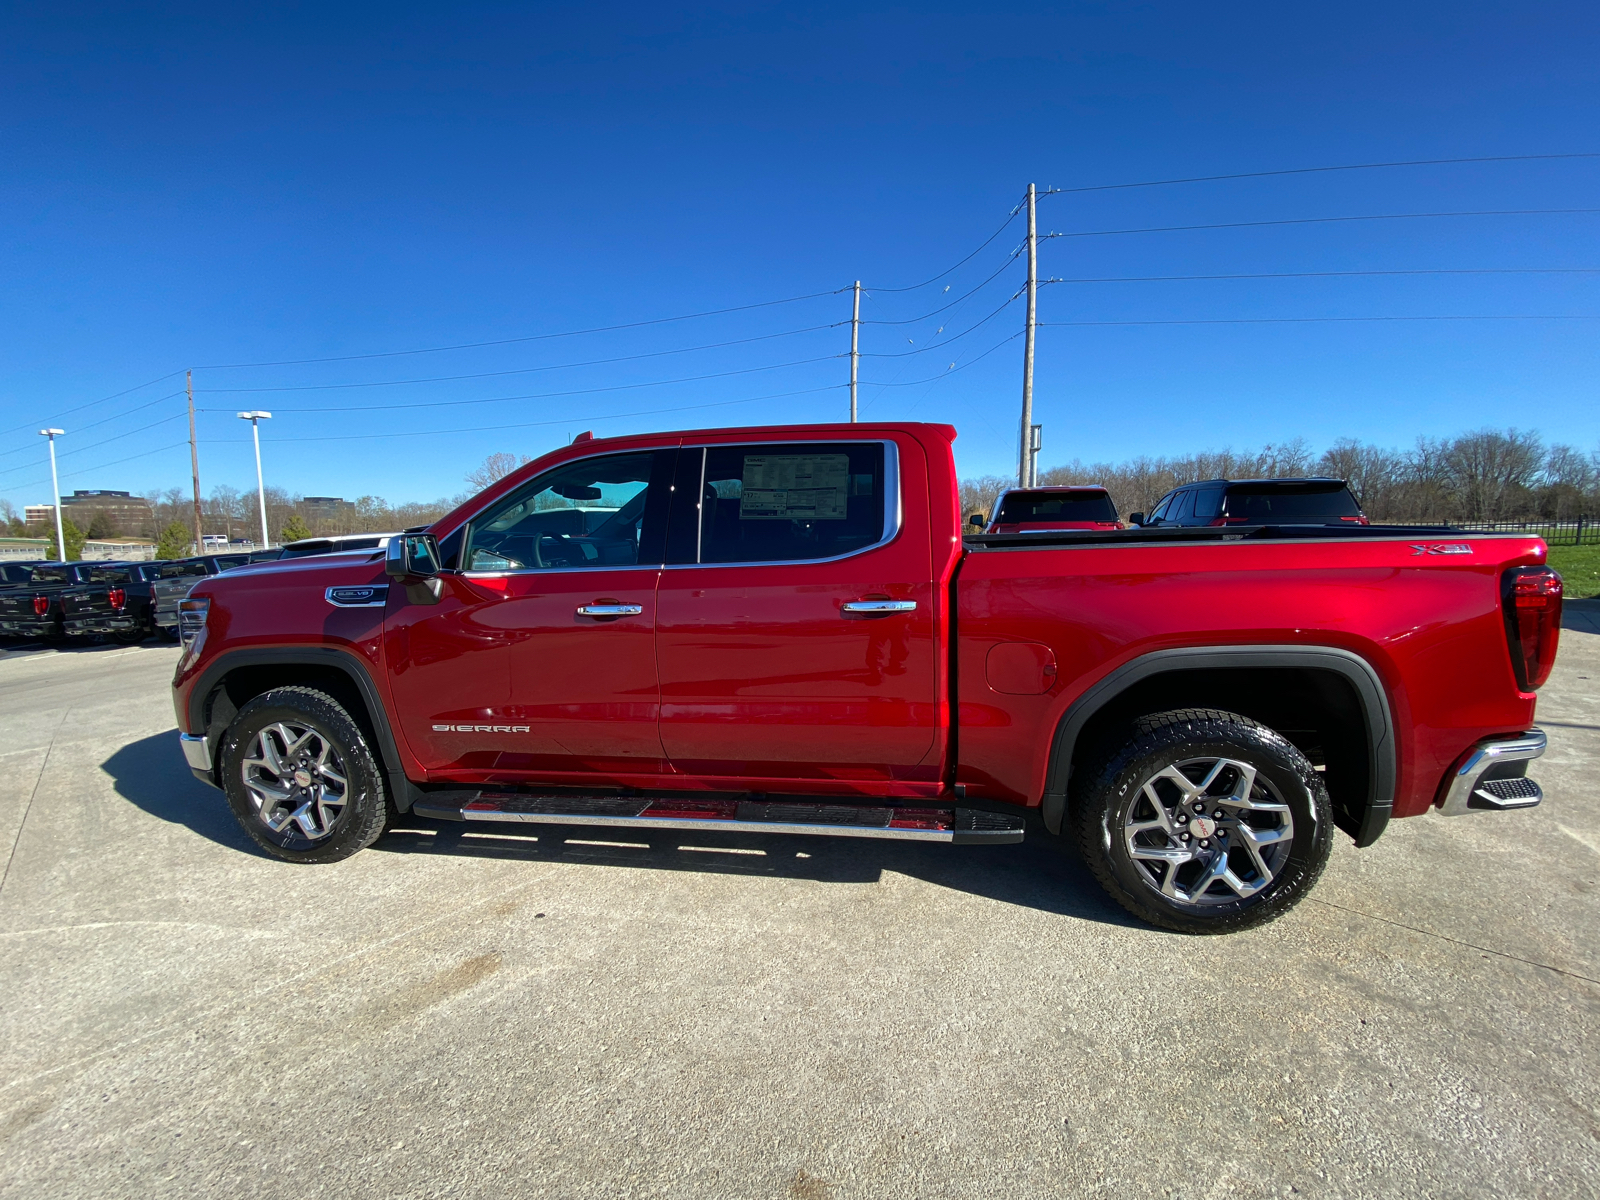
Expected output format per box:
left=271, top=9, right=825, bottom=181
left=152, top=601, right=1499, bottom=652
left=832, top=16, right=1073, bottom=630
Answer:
left=739, top=454, right=850, bottom=520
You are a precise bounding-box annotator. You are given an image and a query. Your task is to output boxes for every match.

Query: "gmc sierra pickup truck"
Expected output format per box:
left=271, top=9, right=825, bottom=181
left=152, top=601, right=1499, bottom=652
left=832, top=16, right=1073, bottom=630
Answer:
left=172, top=422, right=1563, bottom=933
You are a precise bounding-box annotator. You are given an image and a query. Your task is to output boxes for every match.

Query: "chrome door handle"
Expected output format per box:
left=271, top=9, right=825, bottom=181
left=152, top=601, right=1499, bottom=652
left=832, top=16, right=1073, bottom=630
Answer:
left=576, top=603, right=644, bottom=617
left=840, top=599, right=917, bottom=615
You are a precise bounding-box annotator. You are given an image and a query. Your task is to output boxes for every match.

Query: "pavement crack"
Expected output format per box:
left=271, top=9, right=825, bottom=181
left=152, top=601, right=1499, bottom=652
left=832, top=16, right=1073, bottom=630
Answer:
left=1308, top=897, right=1600, bottom=987
left=0, top=706, right=72, bottom=905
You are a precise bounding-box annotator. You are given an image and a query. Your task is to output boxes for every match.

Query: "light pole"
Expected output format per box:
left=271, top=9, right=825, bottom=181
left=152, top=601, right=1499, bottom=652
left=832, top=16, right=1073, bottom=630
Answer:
left=237, top=411, right=272, bottom=548
left=38, top=429, right=66, bottom=561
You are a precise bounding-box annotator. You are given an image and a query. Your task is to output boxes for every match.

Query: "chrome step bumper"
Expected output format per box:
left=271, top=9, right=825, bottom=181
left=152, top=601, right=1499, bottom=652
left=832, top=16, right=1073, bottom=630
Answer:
left=1437, top=728, right=1546, bottom=817
left=410, top=792, right=1025, bottom=844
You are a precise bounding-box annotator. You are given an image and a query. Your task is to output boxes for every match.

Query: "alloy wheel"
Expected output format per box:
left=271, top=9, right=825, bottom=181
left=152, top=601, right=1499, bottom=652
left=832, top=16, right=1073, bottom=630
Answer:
left=240, top=721, right=350, bottom=842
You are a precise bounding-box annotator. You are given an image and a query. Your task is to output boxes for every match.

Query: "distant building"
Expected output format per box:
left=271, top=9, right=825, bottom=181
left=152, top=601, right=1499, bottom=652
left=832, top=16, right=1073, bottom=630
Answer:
left=24, top=504, right=55, bottom=526
left=303, top=496, right=356, bottom=530
left=58, top=490, right=155, bottom=532
left=0, top=537, right=51, bottom=561
left=82, top=538, right=157, bottom=562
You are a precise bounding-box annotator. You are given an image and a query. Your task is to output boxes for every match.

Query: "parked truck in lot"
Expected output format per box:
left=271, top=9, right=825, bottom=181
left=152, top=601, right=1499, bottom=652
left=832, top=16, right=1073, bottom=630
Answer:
left=60, top=562, right=161, bottom=643
left=0, top=562, right=109, bottom=641
left=171, top=423, right=1564, bottom=932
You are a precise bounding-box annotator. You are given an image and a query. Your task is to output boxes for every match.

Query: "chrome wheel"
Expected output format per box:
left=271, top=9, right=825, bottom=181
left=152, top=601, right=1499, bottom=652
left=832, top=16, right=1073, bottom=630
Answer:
left=239, top=721, right=349, bottom=842
left=1122, top=756, right=1295, bottom=907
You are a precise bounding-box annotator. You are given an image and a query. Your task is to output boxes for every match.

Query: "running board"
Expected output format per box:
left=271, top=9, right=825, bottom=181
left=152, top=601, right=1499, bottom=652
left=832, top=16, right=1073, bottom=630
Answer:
left=410, top=793, right=1024, bottom=844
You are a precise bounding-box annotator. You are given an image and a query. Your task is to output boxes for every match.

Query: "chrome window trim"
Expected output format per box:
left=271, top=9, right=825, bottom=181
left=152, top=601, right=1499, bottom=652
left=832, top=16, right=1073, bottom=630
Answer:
left=454, top=437, right=901, bottom=578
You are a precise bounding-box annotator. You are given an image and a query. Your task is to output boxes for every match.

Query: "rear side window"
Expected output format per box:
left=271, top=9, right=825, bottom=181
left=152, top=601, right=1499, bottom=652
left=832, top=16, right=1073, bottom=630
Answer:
left=88, top=567, right=132, bottom=584
left=1223, top=483, right=1362, bottom=523
left=214, top=555, right=250, bottom=570
left=464, top=449, right=674, bottom=571
left=673, top=441, right=888, bottom=565
left=1193, top=487, right=1223, bottom=520
left=31, top=566, right=71, bottom=584
left=994, top=490, right=1118, bottom=524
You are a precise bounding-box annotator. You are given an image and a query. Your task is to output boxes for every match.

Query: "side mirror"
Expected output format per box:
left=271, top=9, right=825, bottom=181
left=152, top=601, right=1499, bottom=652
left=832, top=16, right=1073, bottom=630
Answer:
left=968, top=513, right=986, bottom=528
left=386, top=533, right=441, bottom=579
left=1128, top=512, right=1145, bottom=527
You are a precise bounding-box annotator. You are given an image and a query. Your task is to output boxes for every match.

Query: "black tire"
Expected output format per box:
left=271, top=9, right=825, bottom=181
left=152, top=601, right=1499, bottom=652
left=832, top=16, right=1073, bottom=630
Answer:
left=111, top=627, right=149, bottom=645
left=1070, top=708, right=1333, bottom=934
left=219, top=686, right=389, bottom=863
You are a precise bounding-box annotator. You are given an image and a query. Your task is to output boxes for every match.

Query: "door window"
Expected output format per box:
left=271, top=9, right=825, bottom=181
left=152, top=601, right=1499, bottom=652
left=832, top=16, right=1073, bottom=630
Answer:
left=668, top=442, right=888, bottom=565
left=1169, top=490, right=1198, bottom=524
left=463, top=450, right=674, bottom=572
left=1147, top=494, right=1175, bottom=524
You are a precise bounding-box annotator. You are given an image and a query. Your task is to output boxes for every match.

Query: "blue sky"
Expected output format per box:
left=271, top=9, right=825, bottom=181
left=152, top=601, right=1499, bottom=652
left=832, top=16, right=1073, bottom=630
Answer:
left=1, top=2, right=1597, bottom=511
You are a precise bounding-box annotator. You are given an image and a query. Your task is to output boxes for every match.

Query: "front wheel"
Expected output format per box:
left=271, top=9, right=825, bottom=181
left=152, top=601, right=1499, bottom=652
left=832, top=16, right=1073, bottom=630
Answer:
left=219, top=686, right=390, bottom=863
left=1071, top=708, right=1333, bottom=934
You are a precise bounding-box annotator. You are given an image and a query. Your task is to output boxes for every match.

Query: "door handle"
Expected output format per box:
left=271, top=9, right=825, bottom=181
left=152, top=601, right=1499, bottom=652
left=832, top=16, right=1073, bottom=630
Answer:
left=840, top=599, right=917, bottom=615
left=576, top=603, right=644, bottom=617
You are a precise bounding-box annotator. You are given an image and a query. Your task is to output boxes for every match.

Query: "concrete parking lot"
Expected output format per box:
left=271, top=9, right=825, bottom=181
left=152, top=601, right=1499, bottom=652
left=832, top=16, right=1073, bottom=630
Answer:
left=1, top=612, right=1597, bottom=1200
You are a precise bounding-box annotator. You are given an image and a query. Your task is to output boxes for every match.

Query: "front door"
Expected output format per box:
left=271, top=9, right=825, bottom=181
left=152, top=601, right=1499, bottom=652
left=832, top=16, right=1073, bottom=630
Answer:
left=654, top=437, right=942, bottom=792
left=385, top=446, right=676, bottom=782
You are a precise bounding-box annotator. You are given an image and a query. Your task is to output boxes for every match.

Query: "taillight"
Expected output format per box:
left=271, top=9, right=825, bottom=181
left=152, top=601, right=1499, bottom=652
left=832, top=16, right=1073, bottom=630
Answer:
left=1502, top=566, right=1563, bottom=691
left=32, top=596, right=48, bottom=616
left=108, top=588, right=126, bottom=611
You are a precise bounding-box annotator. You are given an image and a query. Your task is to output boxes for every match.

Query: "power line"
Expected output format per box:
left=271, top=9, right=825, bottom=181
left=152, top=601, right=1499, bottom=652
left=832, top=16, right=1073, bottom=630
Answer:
left=1046, top=208, right=1600, bottom=241
left=2, top=441, right=191, bottom=495
left=196, top=323, right=847, bottom=394
left=1046, top=267, right=1600, bottom=284
left=0, top=390, right=185, bottom=462
left=201, top=354, right=846, bottom=415
left=861, top=253, right=1023, bottom=325
left=195, top=289, right=850, bottom=370
left=861, top=329, right=1023, bottom=387
left=0, top=371, right=185, bottom=441
left=865, top=207, right=1024, bottom=293
left=230, top=384, right=850, bottom=444
left=0, top=412, right=188, bottom=481
left=860, top=292, right=1024, bottom=357
left=1038, top=314, right=1600, bottom=327
left=1042, top=152, right=1600, bottom=197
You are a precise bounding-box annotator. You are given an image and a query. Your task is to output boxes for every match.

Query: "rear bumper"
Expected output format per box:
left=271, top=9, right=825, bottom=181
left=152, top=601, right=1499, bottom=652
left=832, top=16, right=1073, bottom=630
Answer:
left=1437, top=728, right=1546, bottom=817
left=0, top=617, right=57, bottom=638
left=64, top=615, right=144, bottom=636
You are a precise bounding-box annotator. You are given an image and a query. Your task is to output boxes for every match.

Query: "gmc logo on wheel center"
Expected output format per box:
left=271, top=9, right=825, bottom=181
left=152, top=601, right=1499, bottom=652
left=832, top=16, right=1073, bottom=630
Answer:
left=433, top=723, right=532, bottom=733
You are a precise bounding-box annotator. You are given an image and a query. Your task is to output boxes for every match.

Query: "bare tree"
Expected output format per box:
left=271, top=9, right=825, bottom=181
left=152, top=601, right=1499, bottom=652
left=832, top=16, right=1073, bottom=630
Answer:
left=466, top=452, right=532, bottom=492
left=957, top=475, right=1013, bottom=524
left=1446, top=428, right=1544, bottom=522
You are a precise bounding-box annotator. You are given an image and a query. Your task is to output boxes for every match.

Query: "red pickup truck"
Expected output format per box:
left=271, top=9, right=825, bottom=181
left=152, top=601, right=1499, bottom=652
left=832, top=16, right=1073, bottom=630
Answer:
left=171, top=422, right=1563, bottom=933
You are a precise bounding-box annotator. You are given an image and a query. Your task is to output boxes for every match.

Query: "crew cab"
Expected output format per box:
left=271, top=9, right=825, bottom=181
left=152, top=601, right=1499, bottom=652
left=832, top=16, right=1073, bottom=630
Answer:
left=61, top=562, right=161, bottom=643
left=979, top=485, right=1123, bottom=533
left=172, top=423, right=1562, bottom=933
left=0, top=562, right=111, bottom=640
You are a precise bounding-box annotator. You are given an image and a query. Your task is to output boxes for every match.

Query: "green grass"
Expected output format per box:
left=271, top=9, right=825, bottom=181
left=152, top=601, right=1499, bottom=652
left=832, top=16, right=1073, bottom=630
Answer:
left=1548, top=543, right=1600, bottom=599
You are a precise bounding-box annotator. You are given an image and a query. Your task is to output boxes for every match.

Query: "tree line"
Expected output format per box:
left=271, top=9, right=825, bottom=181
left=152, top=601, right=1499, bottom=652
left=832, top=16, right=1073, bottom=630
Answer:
left=960, top=428, right=1600, bottom=526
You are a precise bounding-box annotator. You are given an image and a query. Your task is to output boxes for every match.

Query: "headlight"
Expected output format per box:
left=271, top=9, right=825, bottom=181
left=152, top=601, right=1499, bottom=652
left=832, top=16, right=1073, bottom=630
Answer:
left=178, top=597, right=211, bottom=651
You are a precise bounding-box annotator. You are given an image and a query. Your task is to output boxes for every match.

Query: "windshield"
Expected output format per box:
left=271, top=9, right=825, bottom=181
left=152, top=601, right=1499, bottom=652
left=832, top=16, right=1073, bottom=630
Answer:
left=994, top=490, right=1118, bottom=524
left=1222, top=483, right=1361, bottom=523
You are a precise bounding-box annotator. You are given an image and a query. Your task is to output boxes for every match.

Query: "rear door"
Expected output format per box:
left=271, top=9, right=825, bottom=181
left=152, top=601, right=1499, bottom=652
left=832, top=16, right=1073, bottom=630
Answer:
left=654, top=435, right=942, bottom=790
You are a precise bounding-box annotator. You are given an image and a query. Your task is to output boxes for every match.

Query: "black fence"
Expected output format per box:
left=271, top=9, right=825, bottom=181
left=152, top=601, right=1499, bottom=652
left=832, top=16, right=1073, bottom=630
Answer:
left=1445, top=518, right=1598, bottom=546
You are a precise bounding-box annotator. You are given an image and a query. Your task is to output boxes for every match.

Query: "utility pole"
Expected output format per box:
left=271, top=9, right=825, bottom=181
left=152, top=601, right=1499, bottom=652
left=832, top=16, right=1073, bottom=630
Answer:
left=1029, top=424, right=1043, bottom=489
left=39, top=429, right=66, bottom=561
left=849, top=280, right=861, bottom=422
left=1019, top=183, right=1038, bottom=487
left=186, top=369, right=203, bottom=554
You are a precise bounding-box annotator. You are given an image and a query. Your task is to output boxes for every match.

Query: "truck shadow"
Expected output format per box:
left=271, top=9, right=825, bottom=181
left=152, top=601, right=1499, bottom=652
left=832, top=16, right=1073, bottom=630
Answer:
left=102, top=731, right=1138, bottom=927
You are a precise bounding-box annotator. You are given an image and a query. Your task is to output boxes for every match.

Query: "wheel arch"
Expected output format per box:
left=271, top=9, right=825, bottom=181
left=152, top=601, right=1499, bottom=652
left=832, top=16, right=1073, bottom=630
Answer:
left=1041, top=645, right=1395, bottom=846
left=189, top=646, right=420, bottom=811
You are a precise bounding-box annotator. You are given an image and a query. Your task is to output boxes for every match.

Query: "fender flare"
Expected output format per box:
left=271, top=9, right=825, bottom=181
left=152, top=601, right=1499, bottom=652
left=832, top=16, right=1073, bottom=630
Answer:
left=187, top=645, right=420, bottom=811
left=1040, top=644, right=1395, bottom=846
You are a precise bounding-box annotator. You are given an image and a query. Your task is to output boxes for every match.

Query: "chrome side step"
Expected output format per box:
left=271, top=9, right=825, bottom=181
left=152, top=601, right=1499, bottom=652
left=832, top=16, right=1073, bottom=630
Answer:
left=410, top=792, right=1025, bottom=844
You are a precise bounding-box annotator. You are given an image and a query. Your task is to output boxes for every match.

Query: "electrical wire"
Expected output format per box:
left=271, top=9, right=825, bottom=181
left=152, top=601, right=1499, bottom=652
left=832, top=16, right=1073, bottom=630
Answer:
left=861, top=330, right=1023, bottom=388
left=2, top=441, right=192, bottom=494
left=0, top=413, right=189, bottom=481
left=861, top=253, right=1024, bottom=325
left=864, top=207, right=1024, bottom=293
left=0, top=371, right=186, bottom=441
left=0, top=390, right=185, bottom=462
left=1042, top=152, right=1600, bottom=197
left=1047, top=208, right=1600, bottom=240
left=196, top=323, right=847, bottom=394
left=226, top=384, right=850, bottom=444
left=202, top=354, right=846, bottom=415
left=1044, top=267, right=1600, bottom=283
left=860, top=292, right=1023, bottom=358
left=1037, top=315, right=1600, bottom=327
left=195, top=289, right=850, bottom=370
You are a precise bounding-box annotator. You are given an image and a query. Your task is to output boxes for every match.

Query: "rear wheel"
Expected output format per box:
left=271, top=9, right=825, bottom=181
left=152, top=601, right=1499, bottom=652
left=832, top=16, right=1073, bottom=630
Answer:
left=219, top=686, right=389, bottom=863
left=1071, top=708, right=1332, bottom=934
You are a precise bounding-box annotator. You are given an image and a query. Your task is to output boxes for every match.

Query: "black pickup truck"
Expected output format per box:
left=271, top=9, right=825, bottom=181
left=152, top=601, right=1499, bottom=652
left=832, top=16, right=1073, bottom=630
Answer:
left=0, top=563, right=40, bottom=588
left=0, top=562, right=110, bottom=640
left=61, top=563, right=162, bottom=644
